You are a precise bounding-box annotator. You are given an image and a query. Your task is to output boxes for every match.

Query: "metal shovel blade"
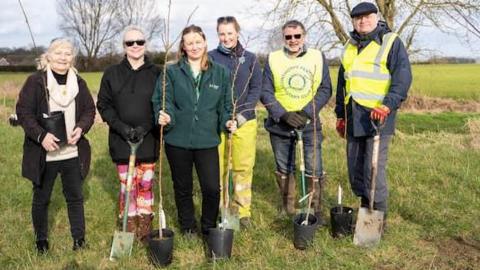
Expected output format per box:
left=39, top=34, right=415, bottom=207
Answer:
left=224, top=211, right=240, bottom=231
left=109, top=231, right=135, bottom=261
left=353, top=207, right=384, bottom=247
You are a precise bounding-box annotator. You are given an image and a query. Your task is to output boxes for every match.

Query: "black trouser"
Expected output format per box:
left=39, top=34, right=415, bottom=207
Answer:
left=32, top=158, right=85, bottom=241
left=165, top=144, right=220, bottom=235
left=347, top=135, right=391, bottom=212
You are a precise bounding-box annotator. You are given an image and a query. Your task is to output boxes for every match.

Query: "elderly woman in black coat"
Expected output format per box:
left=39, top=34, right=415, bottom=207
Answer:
left=16, top=38, right=95, bottom=253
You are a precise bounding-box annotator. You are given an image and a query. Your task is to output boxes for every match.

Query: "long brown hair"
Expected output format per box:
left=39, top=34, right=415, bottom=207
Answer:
left=177, top=25, right=209, bottom=71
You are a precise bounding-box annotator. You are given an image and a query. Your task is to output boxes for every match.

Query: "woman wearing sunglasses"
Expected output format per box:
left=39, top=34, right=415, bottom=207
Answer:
left=97, top=26, right=160, bottom=243
left=208, top=16, right=262, bottom=229
left=152, top=25, right=236, bottom=238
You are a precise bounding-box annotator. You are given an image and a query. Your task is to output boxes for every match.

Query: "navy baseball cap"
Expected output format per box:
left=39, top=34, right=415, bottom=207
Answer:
left=350, top=2, right=378, bottom=18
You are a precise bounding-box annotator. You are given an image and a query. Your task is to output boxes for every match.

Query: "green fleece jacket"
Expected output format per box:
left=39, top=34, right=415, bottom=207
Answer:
left=152, top=58, right=232, bottom=149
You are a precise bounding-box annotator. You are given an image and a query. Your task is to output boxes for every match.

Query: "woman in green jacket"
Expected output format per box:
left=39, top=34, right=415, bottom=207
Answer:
left=152, top=25, right=236, bottom=237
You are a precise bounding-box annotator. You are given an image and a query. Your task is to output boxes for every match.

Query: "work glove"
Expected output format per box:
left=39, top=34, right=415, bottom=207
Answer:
left=128, top=126, right=146, bottom=143
left=280, top=111, right=308, bottom=129
left=336, top=118, right=345, bottom=138
left=370, top=105, right=391, bottom=123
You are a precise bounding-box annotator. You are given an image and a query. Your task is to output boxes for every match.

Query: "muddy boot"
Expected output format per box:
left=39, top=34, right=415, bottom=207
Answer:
left=275, top=172, right=288, bottom=215
left=137, top=214, right=153, bottom=244
left=286, top=173, right=297, bottom=215
left=310, top=173, right=326, bottom=227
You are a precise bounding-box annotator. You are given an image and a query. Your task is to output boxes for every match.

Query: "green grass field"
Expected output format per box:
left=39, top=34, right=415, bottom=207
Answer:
left=0, top=63, right=479, bottom=269
left=1, top=64, right=480, bottom=99
left=0, top=110, right=479, bottom=269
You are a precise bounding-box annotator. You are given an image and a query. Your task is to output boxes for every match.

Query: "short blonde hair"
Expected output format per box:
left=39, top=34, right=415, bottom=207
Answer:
left=37, top=38, right=77, bottom=70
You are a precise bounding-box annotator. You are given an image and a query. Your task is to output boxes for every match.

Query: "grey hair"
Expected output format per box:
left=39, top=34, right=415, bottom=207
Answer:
left=282, top=20, right=306, bottom=34
left=122, top=25, right=147, bottom=44
left=37, top=38, right=77, bottom=70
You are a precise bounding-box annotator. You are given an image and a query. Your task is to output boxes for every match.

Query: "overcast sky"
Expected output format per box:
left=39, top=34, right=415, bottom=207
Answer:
left=1, top=0, right=479, bottom=59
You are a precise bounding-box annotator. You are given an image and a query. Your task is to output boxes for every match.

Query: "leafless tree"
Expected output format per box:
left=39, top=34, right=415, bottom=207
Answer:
left=58, top=0, right=119, bottom=68
left=57, top=0, right=164, bottom=68
left=114, top=0, right=163, bottom=42
left=254, top=0, right=480, bottom=55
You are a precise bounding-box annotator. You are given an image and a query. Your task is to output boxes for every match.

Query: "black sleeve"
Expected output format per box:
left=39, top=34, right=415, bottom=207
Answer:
left=96, top=69, right=131, bottom=133
left=16, top=74, right=47, bottom=143
left=302, top=54, right=332, bottom=118
left=335, top=65, right=346, bottom=119
left=383, top=38, right=412, bottom=110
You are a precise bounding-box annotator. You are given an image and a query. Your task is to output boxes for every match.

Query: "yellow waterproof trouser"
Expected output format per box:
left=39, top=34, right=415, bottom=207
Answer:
left=218, top=119, right=257, bottom=218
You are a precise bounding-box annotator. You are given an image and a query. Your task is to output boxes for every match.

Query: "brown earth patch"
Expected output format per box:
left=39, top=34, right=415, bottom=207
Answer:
left=431, top=237, right=480, bottom=270
left=401, top=96, right=480, bottom=113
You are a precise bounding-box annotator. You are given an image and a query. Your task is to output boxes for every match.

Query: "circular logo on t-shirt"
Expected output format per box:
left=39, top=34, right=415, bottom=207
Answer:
left=280, top=65, right=314, bottom=99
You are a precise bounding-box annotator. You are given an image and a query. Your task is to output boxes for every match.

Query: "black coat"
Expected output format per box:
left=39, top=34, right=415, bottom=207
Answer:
left=97, top=57, right=161, bottom=163
left=16, top=71, right=96, bottom=185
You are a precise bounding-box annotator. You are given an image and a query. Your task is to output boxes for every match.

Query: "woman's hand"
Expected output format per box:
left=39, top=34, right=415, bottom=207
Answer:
left=68, top=127, right=83, bottom=145
left=41, top=133, right=60, bottom=152
left=226, top=120, right=237, bottom=133
left=158, top=110, right=171, bottom=126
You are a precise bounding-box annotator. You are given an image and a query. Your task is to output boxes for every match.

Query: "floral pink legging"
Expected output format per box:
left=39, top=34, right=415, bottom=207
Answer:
left=117, top=162, right=155, bottom=217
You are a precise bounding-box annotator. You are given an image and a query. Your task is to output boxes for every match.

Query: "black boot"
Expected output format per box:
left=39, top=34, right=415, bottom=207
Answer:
left=73, top=238, right=85, bottom=251
left=36, top=239, right=49, bottom=254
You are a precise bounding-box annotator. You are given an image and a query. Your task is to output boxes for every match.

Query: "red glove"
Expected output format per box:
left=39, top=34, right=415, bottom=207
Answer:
left=336, top=119, right=346, bottom=138
left=370, top=105, right=391, bottom=123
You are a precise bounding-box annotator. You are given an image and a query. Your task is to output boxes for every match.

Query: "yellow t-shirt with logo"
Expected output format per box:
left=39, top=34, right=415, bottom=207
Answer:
left=269, top=48, right=323, bottom=111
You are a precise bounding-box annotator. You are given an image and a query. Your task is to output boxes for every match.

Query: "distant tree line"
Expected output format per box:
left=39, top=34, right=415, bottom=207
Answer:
left=0, top=47, right=477, bottom=72
left=0, top=47, right=176, bottom=72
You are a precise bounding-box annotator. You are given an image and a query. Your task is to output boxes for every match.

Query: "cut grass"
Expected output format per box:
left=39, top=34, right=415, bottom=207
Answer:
left=0, top=111, right=479, bottom=269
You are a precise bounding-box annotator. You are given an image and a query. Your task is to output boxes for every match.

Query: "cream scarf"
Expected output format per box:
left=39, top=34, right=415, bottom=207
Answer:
left=46, top=65, right=79, bottom=161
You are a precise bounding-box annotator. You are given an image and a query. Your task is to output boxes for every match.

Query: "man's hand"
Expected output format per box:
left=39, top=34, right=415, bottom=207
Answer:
left=281, top=111, right=308, bottom=128
left=336, top=119, right=346, bottom=138
left=370, top=105, right=390, bottom=123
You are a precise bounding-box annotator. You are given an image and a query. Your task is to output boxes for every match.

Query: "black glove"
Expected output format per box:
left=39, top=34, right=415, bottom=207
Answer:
left=128, top=126, right=147, bottom=143
left=118, top=123, right=133, bottom=141
left=295, top=111, right=309, bottom=126
left=281, top=111, right=308, bottom=128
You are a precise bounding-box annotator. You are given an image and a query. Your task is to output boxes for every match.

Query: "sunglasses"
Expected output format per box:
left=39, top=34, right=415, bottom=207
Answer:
left=124, top=40, right=146, bottom=47
left=217, top=16, right=235, bottom=24
left=284, top=34, right=302, bottom=40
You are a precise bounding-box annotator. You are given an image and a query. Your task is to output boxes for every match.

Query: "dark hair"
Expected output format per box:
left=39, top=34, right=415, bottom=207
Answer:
left=216, top=16, right=241, bottom=32
left=177, top=25, right=209, bottom=71
left=282, top=20, right=306, bottom=34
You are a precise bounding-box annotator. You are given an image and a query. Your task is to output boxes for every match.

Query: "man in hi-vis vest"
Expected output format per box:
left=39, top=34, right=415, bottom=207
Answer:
left=335, top=2, right=412, bottom=229
left=261, top=20, right=332, bottom=223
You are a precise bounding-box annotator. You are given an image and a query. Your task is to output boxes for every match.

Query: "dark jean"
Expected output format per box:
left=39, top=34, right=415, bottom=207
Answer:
left=165, top=144, right=220, bottom=235
left=32, top=157, right=85, bottom=241
left=269, top=130, right=323, bottom=176
left=347, top=135, right=391, bottom=208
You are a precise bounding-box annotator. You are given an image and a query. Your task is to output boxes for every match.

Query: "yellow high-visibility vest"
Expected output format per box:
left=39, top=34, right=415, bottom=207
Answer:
left=342, top=33, right=397, bottom=109
left=269, top=48, right=323, bottom=111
